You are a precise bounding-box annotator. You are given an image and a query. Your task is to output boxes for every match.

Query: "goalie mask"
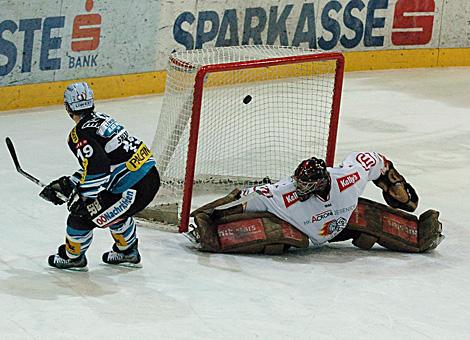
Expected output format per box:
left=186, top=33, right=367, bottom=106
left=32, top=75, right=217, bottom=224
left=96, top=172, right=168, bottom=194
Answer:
left=293, top=157, right=331, bottom=201
left=64, top=82, right=94, bottom=115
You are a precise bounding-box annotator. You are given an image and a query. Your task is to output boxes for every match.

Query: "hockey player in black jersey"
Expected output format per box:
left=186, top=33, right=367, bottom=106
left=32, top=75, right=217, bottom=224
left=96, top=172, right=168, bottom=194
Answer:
left=40, top=82, right=160, bottom=270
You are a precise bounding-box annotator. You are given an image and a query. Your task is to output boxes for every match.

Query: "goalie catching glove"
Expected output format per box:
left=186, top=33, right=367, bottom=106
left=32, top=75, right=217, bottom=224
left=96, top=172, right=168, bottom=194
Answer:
left=374, top=159, right=418, bottom=212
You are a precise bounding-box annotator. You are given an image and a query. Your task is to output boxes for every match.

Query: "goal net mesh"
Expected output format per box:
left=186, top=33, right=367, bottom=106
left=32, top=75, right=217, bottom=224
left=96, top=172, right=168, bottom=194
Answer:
left=147, top=46, right=343, bottom=230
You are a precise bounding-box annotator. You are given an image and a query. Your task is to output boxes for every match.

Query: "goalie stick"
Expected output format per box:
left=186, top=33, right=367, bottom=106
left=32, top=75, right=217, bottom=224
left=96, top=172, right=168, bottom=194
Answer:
left=5, top=137, right=68, bottom=201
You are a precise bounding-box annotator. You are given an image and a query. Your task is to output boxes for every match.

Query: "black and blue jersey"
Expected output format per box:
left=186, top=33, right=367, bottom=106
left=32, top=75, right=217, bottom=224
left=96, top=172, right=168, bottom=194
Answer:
left=67, top=111, right=156, bottom=199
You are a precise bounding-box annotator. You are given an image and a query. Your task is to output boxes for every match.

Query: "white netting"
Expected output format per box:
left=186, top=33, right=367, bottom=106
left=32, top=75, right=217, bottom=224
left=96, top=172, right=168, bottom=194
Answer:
left=149, top=46, right=342, bottom=227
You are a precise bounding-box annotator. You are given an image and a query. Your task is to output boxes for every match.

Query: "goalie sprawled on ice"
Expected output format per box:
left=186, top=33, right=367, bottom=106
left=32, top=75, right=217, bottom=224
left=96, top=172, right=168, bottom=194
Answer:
left=188, top=152, right=444, bottom=254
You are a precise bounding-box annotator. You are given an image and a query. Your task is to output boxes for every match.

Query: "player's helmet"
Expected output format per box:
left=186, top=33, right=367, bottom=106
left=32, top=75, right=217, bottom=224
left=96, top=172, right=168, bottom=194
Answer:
left=293, top=157, right=331, bottom=201
left=64, top=82, right=94, bottom=113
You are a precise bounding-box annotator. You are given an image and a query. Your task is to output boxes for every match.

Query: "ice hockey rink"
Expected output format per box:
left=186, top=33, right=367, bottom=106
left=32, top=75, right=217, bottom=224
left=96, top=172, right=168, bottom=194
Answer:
left=0, top=67, right=469, bottom=339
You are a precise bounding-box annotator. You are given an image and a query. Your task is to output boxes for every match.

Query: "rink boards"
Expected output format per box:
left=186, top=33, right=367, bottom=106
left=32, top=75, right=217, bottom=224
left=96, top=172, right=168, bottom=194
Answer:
left=1, top=0, right=470, bottom=110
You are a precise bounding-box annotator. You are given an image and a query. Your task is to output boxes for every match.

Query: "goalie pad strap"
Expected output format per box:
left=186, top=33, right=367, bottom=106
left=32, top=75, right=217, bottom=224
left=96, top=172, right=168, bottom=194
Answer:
left=193, top=211, right=309, bottom=254
left=190, top=189, right=242, bottom=217
left=345, top=197, right=443, bottom=252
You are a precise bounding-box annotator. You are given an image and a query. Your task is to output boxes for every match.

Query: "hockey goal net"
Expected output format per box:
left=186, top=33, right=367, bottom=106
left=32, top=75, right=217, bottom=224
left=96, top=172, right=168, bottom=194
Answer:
left=144, top=46, right=344, bottom=232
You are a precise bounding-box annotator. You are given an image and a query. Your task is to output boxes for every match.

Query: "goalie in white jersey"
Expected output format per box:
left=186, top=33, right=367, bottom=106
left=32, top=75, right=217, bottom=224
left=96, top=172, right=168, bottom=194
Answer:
left=244, top=152, right=390, bottom=246
left=189, top=152, right=443, bottom=254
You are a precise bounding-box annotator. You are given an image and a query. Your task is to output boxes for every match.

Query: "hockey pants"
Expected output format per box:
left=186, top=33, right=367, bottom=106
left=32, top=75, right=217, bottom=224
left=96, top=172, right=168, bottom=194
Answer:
left=64, top=167, right=160, bottom=259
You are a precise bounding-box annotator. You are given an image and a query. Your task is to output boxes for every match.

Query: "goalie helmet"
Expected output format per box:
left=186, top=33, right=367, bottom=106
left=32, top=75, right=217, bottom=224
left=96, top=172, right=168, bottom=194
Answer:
left=293, top=157, right=331, bottom=201
left=64, top=82, right=94, bottom=113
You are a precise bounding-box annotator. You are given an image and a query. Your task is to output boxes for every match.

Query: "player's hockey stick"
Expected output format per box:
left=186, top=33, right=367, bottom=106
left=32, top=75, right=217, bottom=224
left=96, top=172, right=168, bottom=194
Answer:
left=5, top=137, right=47, bottom=187
left=5, top=137, right=68, bottom=200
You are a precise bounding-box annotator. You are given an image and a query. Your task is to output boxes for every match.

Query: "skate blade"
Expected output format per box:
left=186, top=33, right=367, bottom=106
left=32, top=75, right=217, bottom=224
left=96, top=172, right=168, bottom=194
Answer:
left=49, top=266, right=89, bottom=272
left=67, top=266, right=89, bottom=272
left=103, top=262, right=142, bottom=268
left=183, top=231, right=199, bottom=244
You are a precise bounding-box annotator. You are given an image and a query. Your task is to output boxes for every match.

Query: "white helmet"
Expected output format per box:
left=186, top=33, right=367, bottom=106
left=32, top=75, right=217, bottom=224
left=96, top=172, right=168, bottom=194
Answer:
left=64, top=82, right=94, bottom=112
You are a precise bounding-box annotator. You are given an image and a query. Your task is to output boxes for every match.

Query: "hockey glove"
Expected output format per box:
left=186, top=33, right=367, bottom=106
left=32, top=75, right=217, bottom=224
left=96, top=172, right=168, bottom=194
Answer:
left=373, top=161, right=419, bottom=212
left=40, top=176, right=75, bottom=205
left=382, top=181, right=419, bottom=212
left=67, top=189, right=103, bottom=219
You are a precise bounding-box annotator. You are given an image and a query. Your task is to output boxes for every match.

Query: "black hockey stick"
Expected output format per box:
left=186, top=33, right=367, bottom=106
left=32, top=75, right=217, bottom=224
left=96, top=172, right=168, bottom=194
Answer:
left=5, top=137, right=47, bottom=187
left=5, top=137, right=68, bottom=201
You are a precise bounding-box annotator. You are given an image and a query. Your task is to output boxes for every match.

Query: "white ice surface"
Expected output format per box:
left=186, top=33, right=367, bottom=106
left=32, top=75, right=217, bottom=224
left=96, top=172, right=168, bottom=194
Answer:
left=0, top=68, right=469, bottom=339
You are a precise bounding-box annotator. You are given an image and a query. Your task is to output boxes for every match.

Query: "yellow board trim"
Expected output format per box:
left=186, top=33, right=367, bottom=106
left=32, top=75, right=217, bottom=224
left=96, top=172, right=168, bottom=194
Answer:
left=0, top=70, right=167, bottom=111
left=1, top=48, right=469, bottom=112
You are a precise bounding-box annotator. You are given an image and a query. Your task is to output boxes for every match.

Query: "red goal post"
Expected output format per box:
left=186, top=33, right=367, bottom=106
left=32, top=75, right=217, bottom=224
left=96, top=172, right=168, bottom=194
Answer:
left=147, top=46, right=345, bottom=233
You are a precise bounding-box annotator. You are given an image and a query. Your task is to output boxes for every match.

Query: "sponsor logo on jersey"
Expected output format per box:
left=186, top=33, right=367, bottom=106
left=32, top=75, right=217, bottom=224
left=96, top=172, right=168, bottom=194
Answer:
left=319, top=217, right=347, bottom=237
left=105, top=130, right=129, bottom=153
left=86, top=199, right=102, bottom=216
left=93, top=189, right=136, bottom=227
left=70, top=127, right=79, bottom=143
left=304, top=210, right=334, bottom=226
left=76, top=139, right=88, bottom=149
left=312, top=210, right=333, bottom=223
left=82, top=118, right=102, bottom=129
left=98, top=117, right=123, bottom=137
left=334, top=204, right=357, bottom=215
left=356, top=152, right=377, bottom=171
left=126, top=143, right=152, bottom=171
left=336, top=172, right=360, bottom=192
left=282, top=191, right=300, bottom=208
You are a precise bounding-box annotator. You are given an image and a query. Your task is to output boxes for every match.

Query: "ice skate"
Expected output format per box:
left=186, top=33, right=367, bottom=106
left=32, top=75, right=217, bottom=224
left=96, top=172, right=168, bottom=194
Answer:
left=183, top=224, right=201, bottom=245
left=102, top=239, right=142, bottom=267
left=48, top=244, right=88, bottom=271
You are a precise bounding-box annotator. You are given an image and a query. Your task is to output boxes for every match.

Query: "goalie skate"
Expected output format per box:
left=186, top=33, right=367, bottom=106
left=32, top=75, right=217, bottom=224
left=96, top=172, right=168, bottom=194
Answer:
left=183, top=224, right=202, bottom=247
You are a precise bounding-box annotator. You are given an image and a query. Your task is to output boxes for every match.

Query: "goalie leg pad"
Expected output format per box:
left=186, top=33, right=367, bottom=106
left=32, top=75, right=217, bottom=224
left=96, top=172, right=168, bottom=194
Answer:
left=192, top=211, right=309, bottom=254
left=329, top=228, right=378, bottom=250
left=193, top=212, right=221, bottom=252
left=352, top=233, right=379, bottom=250
left=346, top=197, right=444, bottom=252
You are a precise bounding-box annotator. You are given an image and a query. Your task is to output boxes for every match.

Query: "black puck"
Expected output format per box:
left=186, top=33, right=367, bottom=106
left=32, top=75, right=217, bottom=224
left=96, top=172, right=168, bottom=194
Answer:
left=243, top=95, right=252, bottom=104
